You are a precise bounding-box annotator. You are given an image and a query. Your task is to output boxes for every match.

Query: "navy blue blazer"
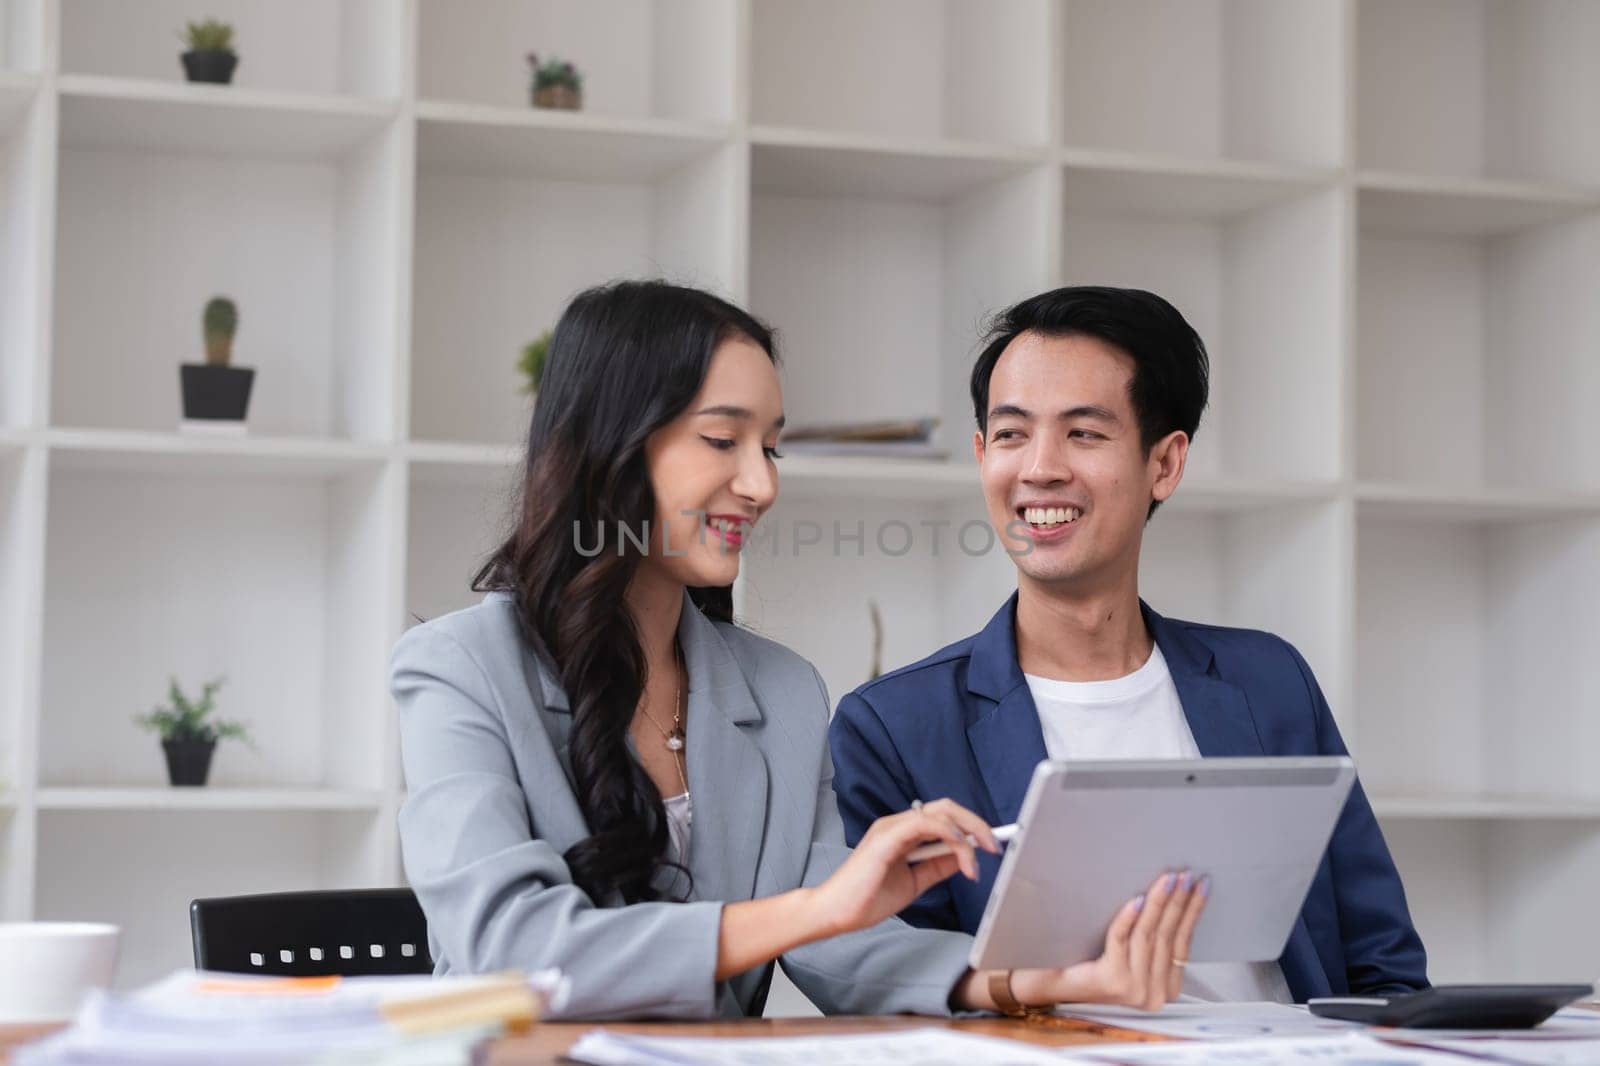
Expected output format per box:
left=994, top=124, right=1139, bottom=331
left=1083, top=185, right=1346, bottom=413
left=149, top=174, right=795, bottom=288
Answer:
left=828, top=595, right=1428, bottom=1003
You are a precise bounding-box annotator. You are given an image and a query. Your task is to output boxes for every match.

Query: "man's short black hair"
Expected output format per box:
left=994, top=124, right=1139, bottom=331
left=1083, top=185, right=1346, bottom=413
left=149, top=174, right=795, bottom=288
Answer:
left=970, top=286, right=1210, bottom=517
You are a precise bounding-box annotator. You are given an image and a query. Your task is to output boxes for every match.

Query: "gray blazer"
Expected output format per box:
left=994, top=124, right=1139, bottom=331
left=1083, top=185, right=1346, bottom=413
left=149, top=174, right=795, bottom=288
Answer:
left=391, top=590, right=973, bottom=1020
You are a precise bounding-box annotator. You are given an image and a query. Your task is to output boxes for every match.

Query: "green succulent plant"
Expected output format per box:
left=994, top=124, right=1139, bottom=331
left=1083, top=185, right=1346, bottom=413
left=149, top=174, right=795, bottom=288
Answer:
left=203, top=296, right=237, bottom=367
left=134, top=677, right=254, bottom=747
left=518, top=330, right=552, bottom=394
left=527, top=53, right=582, bottom=91
left=182, top=19, right=236, bottom=54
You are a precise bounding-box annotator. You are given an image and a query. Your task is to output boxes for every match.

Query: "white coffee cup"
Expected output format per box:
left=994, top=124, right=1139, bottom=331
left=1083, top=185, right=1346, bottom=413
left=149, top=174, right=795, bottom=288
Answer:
left=0, top=922, right=120, bottom=1023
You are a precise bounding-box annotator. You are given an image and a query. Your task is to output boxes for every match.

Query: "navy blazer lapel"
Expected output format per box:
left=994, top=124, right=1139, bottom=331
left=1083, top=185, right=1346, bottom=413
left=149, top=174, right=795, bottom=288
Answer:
left=965, top=595, right=1049, bottom=824
left=679, top=595, right=768, bottom=907
left=1144, top=603, right=1265, bottom=757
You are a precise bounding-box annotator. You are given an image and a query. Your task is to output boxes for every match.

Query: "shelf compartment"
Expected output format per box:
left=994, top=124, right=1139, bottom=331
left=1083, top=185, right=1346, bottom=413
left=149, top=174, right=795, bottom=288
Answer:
left=58, top=76, right=397, bottom=163
left=1356, top=214, right=1600, bottom=490
left=1140, top=499, right=1348, bottom=717
left=1061, top=0, right=1343, bottom=168
left=0, top=448, right=40, bottom=790
left=50, top=113, right=405, bottom=440
left=0, top=806, right=25, bottom=920
left=405, top=470, right=514, bottom=627
left=0, top=72, right=37, bottom=131
left=418, top=0, right=736, bottom=122
left=1355, top=482, right=1600, bottom=523
left=1355, top=514, right=1600, bottom=803
left=750, top=0, right=1049, bottom=146
left=35, top=787, right=385, bottom=811
left=1383, top=820, right=1600, bottom=984
left=0, top=1, right=43, bottom=73
left=752, top=161, right=1055, bottom=460
left=737, top=496, right=989, bottom=705
left=1062, top=181, right=1344, bottom=482
left=417, top=101, right=728, bottom=182
left=1061, top=150, right=1336, bottom=220
left=1357, top=0, right=1600, bottom=185
left=39, top=463, right=399, bottom=791
left=751, top=129, right=1044, bottom=204
left=35, top=808, right=390, bottom=987
left=1, top=81, right=46, bottom=428
left=411, top=134, right=741, bottom=445
left=1358, top=170, right=1600, bottom=239
left=46, top=429, right=390, bottom=479
left=1373, top=794, right=1600, bottom=821
left=59, top=0, right=403, bottom=99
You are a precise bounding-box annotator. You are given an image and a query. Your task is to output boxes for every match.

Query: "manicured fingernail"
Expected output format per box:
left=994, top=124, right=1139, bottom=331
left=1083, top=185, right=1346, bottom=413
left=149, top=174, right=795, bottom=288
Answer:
left=1133, top=893, right=1146, bottom=912
left=1199, top=875, right=1212, bottom=898
left=1177, top=870, right=1193, bottom=892
left=1164, top=872, right=1178, bottom=892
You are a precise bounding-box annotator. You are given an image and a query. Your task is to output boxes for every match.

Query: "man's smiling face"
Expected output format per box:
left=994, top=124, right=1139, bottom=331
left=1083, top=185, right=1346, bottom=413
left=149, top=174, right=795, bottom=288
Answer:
left=976, top=331, right=1183, bottom=592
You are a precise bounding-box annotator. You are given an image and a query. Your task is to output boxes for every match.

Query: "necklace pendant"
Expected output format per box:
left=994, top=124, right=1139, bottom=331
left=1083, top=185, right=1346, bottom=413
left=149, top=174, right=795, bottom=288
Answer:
left=666, top=733, right=685, bottom=752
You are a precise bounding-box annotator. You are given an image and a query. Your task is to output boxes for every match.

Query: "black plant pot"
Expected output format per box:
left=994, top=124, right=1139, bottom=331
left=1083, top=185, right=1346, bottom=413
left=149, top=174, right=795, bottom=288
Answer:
left=181, top=364, right=255, bottom=422
left=162, top=738, right=217, bottom=787
left=181, top=50, right=238, bottom=85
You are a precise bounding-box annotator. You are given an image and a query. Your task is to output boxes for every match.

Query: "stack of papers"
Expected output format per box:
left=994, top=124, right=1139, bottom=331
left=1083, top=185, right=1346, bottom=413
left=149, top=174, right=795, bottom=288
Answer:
left=569, top=1027, right=1068, bottom=1065
left=568, top=1002, right=1600, bottom=1066
left=1059, top=1001, right=1600, bottom=1065
left=14, top=968, right=569, bottom=1066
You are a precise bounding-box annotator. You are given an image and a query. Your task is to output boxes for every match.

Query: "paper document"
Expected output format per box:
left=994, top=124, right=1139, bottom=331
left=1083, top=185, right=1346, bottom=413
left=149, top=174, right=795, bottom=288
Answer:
left=14, top=968, right=568, bottom=1065
left=1069, top=1033, right=1478, bottom=1064
left=1387, top=1036, right=1600, bottom=1065
left=1054, top=1002, right=1361, bottom=1041
left=567, top=1026, right=1068, bottom=1066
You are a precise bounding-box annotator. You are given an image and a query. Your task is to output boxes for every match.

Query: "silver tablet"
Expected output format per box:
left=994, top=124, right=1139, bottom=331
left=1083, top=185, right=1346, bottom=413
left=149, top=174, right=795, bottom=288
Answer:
left=968, top=757, right=1355, bottom=971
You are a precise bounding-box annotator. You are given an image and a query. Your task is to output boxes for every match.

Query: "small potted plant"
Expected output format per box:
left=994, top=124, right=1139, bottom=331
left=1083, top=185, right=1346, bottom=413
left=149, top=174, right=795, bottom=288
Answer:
left=518, top=329, right=552, bottom=395
left=179, top=19, right=238, bottom=85
left=527, top=53, right=582, bottom=110
left=180, top=296, right=255, bottom=429
left=133, top=677, right=253, bottom=787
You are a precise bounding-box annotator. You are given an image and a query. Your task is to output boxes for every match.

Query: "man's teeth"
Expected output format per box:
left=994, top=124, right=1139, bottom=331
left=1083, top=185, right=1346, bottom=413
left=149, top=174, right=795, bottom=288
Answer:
left=1023, top=506, right=1080, bottom=528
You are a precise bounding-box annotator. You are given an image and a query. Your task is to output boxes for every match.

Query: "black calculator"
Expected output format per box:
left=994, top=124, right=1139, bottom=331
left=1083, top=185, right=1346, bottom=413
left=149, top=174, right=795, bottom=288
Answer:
left=1308, top=984, right=1596, bottom=1029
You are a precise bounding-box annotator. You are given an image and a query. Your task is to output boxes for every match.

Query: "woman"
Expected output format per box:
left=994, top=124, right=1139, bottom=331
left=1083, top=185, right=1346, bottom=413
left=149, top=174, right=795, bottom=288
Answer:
left=392, top=280, right=1205, bottom=1020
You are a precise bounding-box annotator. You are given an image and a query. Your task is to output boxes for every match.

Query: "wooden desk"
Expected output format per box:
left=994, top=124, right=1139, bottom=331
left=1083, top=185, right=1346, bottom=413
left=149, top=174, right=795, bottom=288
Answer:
left=2, top=1014, right=1163, bottom=1065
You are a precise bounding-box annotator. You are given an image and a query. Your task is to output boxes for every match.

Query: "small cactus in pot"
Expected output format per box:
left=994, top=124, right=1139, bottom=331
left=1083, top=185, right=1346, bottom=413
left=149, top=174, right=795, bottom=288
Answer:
left=528, top=53, right=583, bottom=110
left=204, top=297, right=238, bottom=365
left=180, top=294, right=255, bottom=429
left=180, top=19, right=239, bottom=85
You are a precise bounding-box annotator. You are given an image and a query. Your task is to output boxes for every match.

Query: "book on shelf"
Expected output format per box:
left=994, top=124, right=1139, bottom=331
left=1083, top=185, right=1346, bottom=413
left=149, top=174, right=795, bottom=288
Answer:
left=779, top=416, right=947, bottom=460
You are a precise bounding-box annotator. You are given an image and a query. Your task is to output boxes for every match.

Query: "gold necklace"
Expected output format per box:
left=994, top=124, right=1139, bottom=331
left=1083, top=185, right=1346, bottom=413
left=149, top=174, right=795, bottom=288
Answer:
left=637, top=648, right=688, bottom=797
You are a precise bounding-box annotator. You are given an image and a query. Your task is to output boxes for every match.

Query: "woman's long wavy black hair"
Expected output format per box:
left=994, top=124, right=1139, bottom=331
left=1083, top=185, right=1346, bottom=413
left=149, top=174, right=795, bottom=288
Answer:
left=473, top=280, right=777, bottom=905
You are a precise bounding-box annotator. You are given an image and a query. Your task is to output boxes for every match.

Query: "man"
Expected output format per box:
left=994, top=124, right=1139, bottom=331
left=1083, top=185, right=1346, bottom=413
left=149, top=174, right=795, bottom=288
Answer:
left=828, top=286, right=1426, bottom=1004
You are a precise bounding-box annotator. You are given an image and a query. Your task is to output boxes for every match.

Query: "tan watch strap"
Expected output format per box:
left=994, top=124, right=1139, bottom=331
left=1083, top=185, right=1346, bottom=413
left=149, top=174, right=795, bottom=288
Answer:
left=988, top=969, right=1031, bottom=1017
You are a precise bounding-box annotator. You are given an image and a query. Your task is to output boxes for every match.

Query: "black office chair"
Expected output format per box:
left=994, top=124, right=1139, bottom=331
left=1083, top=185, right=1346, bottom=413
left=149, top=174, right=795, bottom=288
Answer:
left=190, top=888, right=434, bottom=976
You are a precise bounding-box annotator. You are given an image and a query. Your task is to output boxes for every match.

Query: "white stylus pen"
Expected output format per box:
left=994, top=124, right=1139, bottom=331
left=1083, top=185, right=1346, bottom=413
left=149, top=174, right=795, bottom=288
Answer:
left=906, top=823, right=1019, bottom=864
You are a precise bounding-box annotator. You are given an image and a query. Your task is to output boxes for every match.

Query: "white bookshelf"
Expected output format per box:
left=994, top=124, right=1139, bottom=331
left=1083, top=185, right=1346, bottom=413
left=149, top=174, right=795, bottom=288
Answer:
left=0, top=0, right=1595, bottom=1003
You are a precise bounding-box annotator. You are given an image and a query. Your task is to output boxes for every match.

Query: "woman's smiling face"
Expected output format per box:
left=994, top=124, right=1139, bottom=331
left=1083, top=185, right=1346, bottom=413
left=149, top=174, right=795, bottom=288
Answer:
left=641, top=336, right=784, bottom=589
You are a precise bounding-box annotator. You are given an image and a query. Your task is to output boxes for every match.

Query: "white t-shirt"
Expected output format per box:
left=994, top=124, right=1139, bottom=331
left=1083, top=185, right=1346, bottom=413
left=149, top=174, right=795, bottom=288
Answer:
left=1024, top=643, right=1294, bottom=1004
left=664, top=791, right=693, bottom=863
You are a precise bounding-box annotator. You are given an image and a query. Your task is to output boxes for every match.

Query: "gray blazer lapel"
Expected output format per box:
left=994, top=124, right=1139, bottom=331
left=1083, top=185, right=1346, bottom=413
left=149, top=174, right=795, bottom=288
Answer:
left=678, top=596, right=768, bottom=906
